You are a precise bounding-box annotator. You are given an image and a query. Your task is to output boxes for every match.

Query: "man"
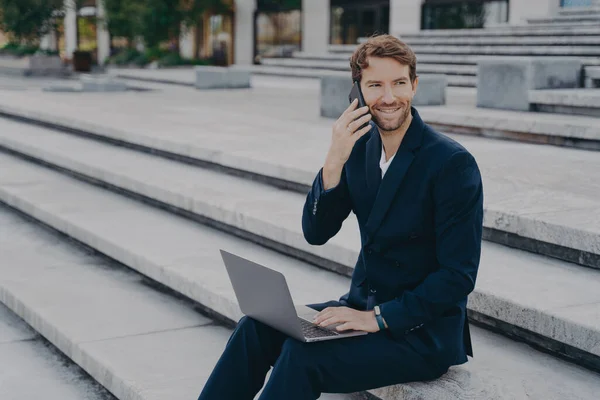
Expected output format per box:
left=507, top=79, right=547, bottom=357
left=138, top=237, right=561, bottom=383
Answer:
left=198, top=34, right=483, bottom=399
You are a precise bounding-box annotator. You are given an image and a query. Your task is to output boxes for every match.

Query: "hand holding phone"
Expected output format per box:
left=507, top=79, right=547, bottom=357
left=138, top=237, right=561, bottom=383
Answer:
left=348, top=81, right=371, bottom=130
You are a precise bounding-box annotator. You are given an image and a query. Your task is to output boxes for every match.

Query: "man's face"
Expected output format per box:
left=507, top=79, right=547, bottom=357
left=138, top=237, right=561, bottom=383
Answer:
left=360, top=57, right=418, bottom=134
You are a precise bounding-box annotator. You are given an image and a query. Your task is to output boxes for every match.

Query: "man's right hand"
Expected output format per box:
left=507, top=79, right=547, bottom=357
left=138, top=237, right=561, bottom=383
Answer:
left=323, top=99, right=372, bottom=190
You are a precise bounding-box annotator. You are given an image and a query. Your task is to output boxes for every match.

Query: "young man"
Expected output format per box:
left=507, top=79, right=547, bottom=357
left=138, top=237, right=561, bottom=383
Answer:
left=198, top=34, right=484, bottom=400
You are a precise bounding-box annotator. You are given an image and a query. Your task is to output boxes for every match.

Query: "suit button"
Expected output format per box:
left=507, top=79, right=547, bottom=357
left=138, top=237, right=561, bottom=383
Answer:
left=370, top=288, right=377, bottom=294
left=367, top=249, right=373, bottom=255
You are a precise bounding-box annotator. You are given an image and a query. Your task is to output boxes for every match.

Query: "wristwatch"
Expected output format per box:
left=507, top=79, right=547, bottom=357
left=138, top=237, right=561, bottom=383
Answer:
left=374, top=305, right=387, bottom=330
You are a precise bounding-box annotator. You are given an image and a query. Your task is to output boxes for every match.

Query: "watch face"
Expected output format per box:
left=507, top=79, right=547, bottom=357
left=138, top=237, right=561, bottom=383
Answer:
left=374, top=305, right=381, bottom=315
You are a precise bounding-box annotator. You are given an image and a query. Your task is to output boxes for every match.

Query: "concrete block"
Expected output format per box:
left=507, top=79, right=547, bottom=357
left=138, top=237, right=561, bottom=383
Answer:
left=320, top=74, right=353, bottom=118
left=0, top=55, right=67, bottom=77
left=195, top=66, right=228, bottom=89
left=195, top=66, right=251, bottom=89
left=413, top=74, right=447, bottom=106
left=477, top=57, right=583, bottom=111
left=226, top=66, right=252, bottom=89
left=80, top=75, right=127, bottom=92
left=585, top=66, right=600, bottom=88
left=29, top=55, right=64, bottom=75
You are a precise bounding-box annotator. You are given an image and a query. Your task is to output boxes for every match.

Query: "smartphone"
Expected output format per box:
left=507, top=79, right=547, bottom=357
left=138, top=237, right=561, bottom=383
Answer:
left=348, top=81, right=370, bottom=130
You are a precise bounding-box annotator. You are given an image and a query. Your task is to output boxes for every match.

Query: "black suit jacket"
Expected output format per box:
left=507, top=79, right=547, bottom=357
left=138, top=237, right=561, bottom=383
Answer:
left=302, top=107, right=484, bottom=368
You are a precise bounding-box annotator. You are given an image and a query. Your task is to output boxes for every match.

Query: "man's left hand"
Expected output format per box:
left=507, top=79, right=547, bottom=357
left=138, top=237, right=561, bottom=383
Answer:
left=313, top=306, right=379, bottom=333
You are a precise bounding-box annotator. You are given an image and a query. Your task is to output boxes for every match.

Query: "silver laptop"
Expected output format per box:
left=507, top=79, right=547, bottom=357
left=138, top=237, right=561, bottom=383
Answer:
left=220, top=250, right=368, bottom=342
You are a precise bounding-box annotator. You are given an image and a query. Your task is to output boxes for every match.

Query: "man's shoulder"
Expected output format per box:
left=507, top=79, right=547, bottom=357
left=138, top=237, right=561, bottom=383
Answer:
left=420, top=122, right=476, bottom=169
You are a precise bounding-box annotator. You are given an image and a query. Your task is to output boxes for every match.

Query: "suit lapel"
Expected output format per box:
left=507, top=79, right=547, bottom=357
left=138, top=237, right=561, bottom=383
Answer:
left=365, top=126, right=382, bottom=192
left=364, top=107, right=425, bottom=243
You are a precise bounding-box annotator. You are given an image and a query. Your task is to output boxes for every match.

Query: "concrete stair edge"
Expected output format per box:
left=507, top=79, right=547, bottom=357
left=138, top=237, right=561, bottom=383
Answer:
left=1, top=154, right=600, bottom=395
left=2, top=187, right=600, bottom=400
left=0, top=126, right=599, bottom=368
left=0, top=102, right=599, bottom=257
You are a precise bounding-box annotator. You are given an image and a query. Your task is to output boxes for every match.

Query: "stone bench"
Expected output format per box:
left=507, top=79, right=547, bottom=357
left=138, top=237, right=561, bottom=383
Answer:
left=585, top=66, right=600, bottom=88
left=0, top=54, right=68, bottom=77
left=529, top=88, right=600, bottom=117
left=476, top=57, right=583, bottom=111
left=413, top=74, right=447, bottom=106
left=319, top=74, right=354, bottom=119
left=80, top=75, right=128, bottom=92
left=320, top=74, right=446, bottom=119
left=195, top=65, right=251, bottom=89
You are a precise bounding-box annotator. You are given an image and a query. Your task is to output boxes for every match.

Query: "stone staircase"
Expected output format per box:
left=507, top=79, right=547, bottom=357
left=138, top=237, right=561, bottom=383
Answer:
left=0, top=302, right=115, bottom=399
left=529, top=1, right=600, bottom=24
left=255, top=22, right=600, bottom=89
left=0, top=80, right=599, bottom=399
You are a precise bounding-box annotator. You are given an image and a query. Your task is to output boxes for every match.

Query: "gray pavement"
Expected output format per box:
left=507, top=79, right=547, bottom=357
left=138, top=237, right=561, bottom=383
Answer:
left=0, top=78, right=597, bottom=260
left=1, top=73, right=600, bottom=399
left=0, top=302, right=115, bottom=400
left=0, top=151, right=599, bottom=399
left=0, top=188, right=373, bottom=400
left=0, top=119, right=598, bottom=360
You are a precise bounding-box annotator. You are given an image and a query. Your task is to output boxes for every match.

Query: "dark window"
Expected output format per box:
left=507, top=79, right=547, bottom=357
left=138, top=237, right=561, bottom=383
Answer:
left=329, top=0, right=390, bottom=44
left=422, top=0, right=508, bottom=30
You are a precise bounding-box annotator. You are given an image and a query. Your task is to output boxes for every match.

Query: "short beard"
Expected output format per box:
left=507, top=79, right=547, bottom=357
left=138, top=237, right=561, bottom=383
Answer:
left=373, top=103, right=411, bottom=136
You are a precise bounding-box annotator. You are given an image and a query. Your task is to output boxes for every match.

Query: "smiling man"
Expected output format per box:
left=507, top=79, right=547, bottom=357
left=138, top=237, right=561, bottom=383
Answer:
left=198, top=34, right=484, bottom=400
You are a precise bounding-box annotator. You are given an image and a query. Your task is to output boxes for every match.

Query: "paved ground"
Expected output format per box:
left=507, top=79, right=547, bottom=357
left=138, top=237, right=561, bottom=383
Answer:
left=0, top=302, right=115, bottom=400
left=0, top=74, right=597, bottom=256
left=0, top=73, right=599, bottom=399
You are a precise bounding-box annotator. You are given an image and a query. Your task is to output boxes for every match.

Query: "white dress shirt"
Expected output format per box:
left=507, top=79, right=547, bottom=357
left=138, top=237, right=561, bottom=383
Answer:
left=379, top=144, right=396, bottom=178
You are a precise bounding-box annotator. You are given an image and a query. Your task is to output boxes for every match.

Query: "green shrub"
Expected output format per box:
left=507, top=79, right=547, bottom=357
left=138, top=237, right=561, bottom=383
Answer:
left=0, top=42, right=39, bottom=57
left=110, top=48, right=141, bottom=65
left=180, top=57, right=211, bottom=66
left=132, top=53, right=150, bottom=67
left=36, top=49, right=59, bottom=56
left=157, top=51, right=182, bottom=67
left=144, top=47, right=168, bottom=62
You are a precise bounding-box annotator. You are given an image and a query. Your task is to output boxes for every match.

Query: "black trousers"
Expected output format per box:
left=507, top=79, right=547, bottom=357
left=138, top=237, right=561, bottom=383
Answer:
left=198, top=301, right=446, bottom=400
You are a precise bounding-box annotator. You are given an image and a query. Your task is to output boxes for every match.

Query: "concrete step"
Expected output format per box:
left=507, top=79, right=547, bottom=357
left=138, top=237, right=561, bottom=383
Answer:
left=253, top=64, right=476, bottom=87
left=528, top=13, right=600, bottom=24
left=0, top=121, right=599, bottom=370
left=0, top=204, right=239, bottom=400
left=395, top=45, right=600, bottom=57
left=400, top=35, right=600, bottom=46
left=0, top=83, right=599, bottom=252
left=0, top=201, right=352, bottom=400
left=261, top=58, right=477, bottom=76
left=262, top=58, right=599, bottom=85
left=169, top=63, right=478, bottom=88
left=294, top=52, right=600, bottom=68
left=586, top=66, right=600, bottom=87
left=0, top=303, right=115, bottom=400
left=0, top=115, right=598, bottom=269
left=530, top=88, right=600, bottom=117
left=394, top=23, right=600, bottom=38
left=1, top=157, right=600, bottom=399
left=329, top=42, right=600, bottom=57
left=558, top=6, right=600, bottom=16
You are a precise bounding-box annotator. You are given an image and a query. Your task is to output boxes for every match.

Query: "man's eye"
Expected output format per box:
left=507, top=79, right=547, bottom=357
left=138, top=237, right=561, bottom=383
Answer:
left=369, top=84, right=380, bottom=88
left=396, top=81, right=405, bottom=85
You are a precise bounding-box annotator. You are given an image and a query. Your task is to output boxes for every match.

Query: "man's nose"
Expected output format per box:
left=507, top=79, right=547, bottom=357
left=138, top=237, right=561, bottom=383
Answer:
left=381, top=86, right=395, bottom=103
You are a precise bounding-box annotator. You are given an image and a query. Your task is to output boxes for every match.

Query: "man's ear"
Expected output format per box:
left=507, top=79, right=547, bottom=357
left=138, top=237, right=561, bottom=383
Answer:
left=412, top=76, right=419, bottom=95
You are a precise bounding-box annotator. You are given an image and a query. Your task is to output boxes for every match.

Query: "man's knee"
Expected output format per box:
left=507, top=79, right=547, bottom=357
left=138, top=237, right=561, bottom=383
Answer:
left=279, top=338, right=314, bottom=370
left=236, top=316, right=270, bottom=334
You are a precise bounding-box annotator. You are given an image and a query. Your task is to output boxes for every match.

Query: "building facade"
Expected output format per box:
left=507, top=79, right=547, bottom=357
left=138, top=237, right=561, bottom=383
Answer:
left=51, top=0, right=573, bottom=67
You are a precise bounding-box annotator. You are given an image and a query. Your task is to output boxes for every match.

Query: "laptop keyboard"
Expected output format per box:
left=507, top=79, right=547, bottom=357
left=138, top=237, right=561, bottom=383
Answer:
left=299, top=318, right=339, bottom=338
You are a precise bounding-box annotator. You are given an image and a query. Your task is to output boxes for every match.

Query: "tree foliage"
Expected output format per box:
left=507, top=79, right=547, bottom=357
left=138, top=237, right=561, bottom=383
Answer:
left=104, top=0, right=229, bottom=51
left=103, top=0, right=146, bottom=45
left=0, top=0, right=63, bottom=44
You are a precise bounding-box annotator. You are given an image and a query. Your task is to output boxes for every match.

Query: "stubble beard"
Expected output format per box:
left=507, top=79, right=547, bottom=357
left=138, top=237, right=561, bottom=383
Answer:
left=372, top=102, right=412, bottom=137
